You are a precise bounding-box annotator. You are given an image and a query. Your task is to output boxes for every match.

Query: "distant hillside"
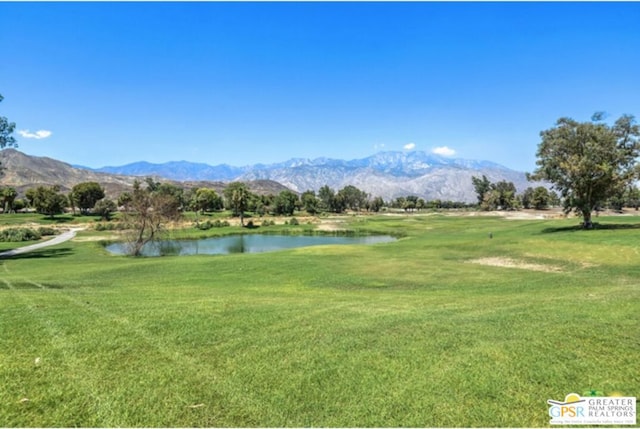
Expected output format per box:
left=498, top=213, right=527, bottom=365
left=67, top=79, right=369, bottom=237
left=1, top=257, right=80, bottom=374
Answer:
left=91, top=160, right=246, bottom=181
left=90, top=150, right=540, bottom=202
left=0, top=149, right=137, bottom=198
left=0, top=149, right=291, bottom=199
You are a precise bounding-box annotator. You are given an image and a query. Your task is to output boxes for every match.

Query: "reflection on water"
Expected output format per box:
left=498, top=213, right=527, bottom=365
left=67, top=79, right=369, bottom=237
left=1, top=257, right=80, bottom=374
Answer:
left=105, top=234, right=396, bottom=257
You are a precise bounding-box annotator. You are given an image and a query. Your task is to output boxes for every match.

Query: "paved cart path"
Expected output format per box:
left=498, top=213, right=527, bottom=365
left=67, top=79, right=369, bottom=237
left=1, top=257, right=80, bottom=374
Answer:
left=0, top=228, right=85, bottom=258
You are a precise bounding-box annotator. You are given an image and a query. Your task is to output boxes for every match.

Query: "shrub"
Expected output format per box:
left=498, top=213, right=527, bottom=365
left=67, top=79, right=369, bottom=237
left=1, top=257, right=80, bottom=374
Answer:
left=195, top=220, right=213, bottom=230
left=0, top=228, right=42, bottom=242
left=95, top=222, right=128, bottom=231
left=194, top=219, right=230, bottom=231
left=37, top=227, right=57, bottom=236
left=289, top=217, right=299, bottom=225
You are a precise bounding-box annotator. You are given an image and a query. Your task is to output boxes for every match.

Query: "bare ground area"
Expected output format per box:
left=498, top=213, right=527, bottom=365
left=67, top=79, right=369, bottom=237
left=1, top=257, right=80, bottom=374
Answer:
left=468, top=256, right=563, bottom=273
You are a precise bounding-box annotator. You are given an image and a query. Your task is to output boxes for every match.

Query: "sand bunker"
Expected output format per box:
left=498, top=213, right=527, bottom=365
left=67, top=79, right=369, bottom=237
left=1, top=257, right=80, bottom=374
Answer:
left=469, top=257, right=562, bottom=272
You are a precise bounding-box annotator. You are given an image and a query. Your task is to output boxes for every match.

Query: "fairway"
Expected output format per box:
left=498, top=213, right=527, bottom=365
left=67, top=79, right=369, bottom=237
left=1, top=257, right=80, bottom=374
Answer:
left=1, top=214, right=638, bottom=427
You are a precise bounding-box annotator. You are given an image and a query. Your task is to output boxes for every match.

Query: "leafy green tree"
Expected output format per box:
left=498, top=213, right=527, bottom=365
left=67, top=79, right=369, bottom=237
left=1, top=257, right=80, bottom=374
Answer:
left=403, top=196, right=417, bottom=212
left=118, top=192, right=132, bottom=212
left=332, top=192, right=347, bottom=213
left=0, top=94, right=17, bottom=176
left=192, top=188, right=223, bottom=214
left=317, top=185, right=335, bottom=212
left=369, top=196, right=385, bottom=212
left=12, top=198, right=26, bottom=212
left=481, top=189, right=500, bottom=211
left=93, top=199, right=117, bottom=221
left=521, top=187, right=534, bottom=209
left=301, top=190, right=319, bottom=215
left=0, top=94, right=16, bottom=148
left=27, top=185, right=67, bottom=219
left=426, top=199, right=442, bottom=209
left=625, top=186, right=640, bottom=210
left=479, top=180, right=518, bottom=210
left=471, top=175, right=492, bottom=205
left=1, top=186, right=17, bottom=213
left=393, top=196, right=406, bottom=209
left=224, top=182, right=250, bottom=226
left=493, top=180, right=518, bottom=210
left=274, top=190, right=299, bottom=216
left=155, top=182, right=185, bottom=210
left=531, top=186, right=550, bottom=210
left=337, top=185, right=368, bottom=211
left=529, top=113, right=640, bottom=228
left=70, top=182, right=105, bottom=215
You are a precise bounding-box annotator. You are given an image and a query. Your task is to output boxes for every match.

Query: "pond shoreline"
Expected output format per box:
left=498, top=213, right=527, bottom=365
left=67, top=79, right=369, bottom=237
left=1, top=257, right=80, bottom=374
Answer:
left=104, top=233, right=397, bottom=257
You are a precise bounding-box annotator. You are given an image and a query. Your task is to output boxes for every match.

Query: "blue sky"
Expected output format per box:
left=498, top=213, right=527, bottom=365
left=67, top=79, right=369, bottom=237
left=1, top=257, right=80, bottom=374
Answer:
left=1, top=2, right=639, bottom=172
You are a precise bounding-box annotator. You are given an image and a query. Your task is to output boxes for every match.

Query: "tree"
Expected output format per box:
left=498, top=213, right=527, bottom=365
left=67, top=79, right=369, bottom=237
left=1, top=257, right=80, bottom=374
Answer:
left=471, top=175, right=492, bottom=205
left=301, top=190, right=319, bottom=215
left=0, top=94, right=17, bottom=176
left=123, top=179, right=182, bottom=256
left=27, top=185, right=67, bottom=219
left=118, top=192, right=132, bottom=212
left=492, top=180, right=518, bottom=210
left=403, top=196, right=417, bottom=212
left=274, top=190, right=299, bottom=216
left=191, top=188, right=223, bottom=214
left=478, top=180, right=518, bottom=211
left=521, top=187, right=535, bottom=209
left=369, top=196, right=385, bottom=212
left=1, top=186, right=17, bottom=213
left=625, top=186, right=640, bottom=210
left=317, top=185, right=335, bottom=212
left=337, top=185, right=368, bottom=212
left=224, top=182, right=250, bottom=226
left=93, top=199, right=117, bottom=221
left=70, top=182, right=105, bottom=215
left=531, top=186, right=550, bottom=210
left=529, top=113, right=640, bottom=228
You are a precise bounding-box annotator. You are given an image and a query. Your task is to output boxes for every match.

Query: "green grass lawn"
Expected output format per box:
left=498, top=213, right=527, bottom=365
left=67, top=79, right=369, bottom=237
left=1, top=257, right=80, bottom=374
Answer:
left=0, top=213, right=638, bottom=427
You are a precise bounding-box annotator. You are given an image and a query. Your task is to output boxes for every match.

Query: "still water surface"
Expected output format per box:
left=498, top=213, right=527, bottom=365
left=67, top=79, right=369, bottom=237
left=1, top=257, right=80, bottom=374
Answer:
left=105, top=234, right=396, bottom=256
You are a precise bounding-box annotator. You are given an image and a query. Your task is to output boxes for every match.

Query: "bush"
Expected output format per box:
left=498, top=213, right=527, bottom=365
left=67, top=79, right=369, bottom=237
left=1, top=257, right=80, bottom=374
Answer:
left=194, top=219, right=230, bottom=230
left=37, top=227, right=57, bottom=236
left=289, top=217, right=299, bottom=225
left=0, top=228, right=42, bottom=242
left=95, top=222, right=128, bottom=231
left=195, top=220, right=213, bottom=230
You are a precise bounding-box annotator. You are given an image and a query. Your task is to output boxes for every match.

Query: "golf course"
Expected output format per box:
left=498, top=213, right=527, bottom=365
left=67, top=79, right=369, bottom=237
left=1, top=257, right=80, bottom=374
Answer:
left=0, top=212, right=638, bottom=427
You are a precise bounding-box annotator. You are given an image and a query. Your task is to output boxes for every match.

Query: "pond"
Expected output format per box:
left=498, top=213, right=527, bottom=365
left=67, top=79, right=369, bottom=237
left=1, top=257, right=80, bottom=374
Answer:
left=105, top=234, right=396, bottom=256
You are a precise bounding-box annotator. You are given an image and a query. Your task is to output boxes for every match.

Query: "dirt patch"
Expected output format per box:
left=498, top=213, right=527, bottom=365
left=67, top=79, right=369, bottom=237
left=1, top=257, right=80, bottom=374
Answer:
left=316, top=221, right=346, bottom=231
left=469, top=257, right=562, bottom=273
left=72, top=235, right=120, bottom=242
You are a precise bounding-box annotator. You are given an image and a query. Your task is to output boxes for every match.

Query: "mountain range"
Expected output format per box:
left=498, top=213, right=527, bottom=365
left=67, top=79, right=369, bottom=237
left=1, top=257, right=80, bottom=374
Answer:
left=2, top=148, right=539, bottom=202
left=89, top=151, right=536, bottom=202
left=0, top=149, right=290, bottom=199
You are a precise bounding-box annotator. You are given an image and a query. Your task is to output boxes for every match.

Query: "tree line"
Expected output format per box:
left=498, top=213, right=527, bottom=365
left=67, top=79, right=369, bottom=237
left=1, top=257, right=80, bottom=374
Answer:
left=0, top=179, right=477, bottom=220
left=3, top=92, right=640, bottom=230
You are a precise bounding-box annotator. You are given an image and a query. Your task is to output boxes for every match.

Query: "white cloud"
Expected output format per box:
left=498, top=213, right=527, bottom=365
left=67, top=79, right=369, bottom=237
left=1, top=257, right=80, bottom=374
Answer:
left=373, top=143, right=385, bottom=151
left=403, top=142, right=416, bottom=150
left=432, top=146, right=456, bottom=156
left=18, top=129, right=52, bottom=139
